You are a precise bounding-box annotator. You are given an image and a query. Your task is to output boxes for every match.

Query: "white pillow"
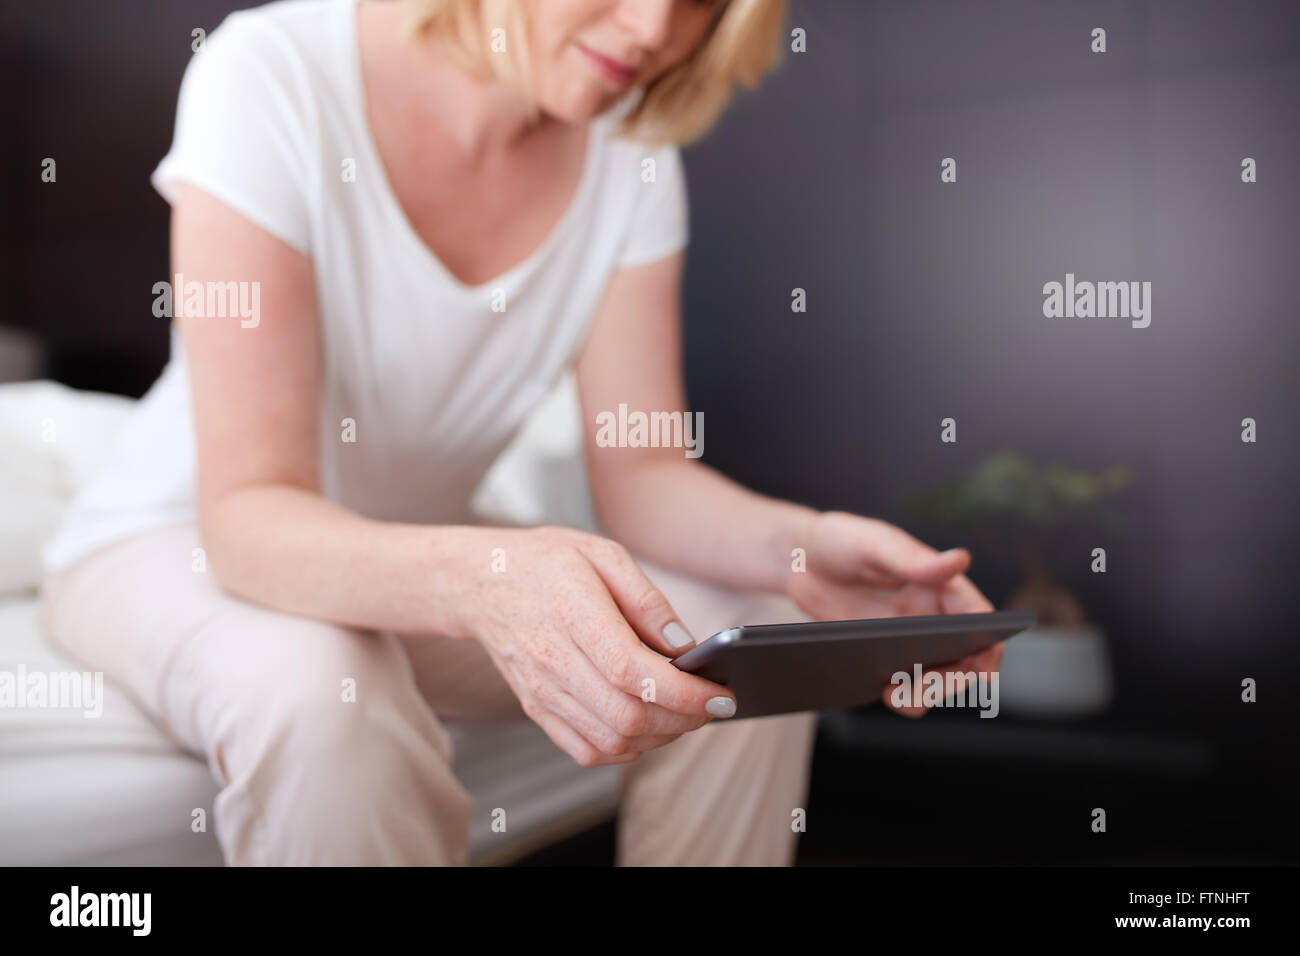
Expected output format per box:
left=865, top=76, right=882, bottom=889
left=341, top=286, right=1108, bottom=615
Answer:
left=0, top=381, right=134, bottom=593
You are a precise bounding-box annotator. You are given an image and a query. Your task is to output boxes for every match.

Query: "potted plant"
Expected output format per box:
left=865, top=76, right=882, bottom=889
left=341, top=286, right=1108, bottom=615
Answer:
left=903, top=451, right=1133, bottom=718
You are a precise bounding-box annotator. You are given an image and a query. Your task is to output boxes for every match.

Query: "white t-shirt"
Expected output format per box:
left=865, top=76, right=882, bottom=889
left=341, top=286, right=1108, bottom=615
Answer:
left=43, top=0, right=687, bottom=572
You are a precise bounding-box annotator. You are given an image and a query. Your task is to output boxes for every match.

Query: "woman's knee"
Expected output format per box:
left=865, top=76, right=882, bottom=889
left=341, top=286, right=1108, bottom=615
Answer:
left=208, top=622, right=473, bottom=862
left=213, top=691, right=472, bottom=864
left=196, top=618, right=451, bottom=787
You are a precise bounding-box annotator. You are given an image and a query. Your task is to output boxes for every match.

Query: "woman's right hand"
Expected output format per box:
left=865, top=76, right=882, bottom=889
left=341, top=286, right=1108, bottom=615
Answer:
left=452, top=525, right=737, bottom=767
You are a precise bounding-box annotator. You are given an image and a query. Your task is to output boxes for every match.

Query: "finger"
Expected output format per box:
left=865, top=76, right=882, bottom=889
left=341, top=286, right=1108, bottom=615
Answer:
left=565, top=561, right=739, bottom=718
left=894, top=581, right=947, bottom=616
left=881, top=681, right=929, bottom=718
left=570, top=611, right=738, bottom=718
left=590, top=684, right=711, bottom=738
left=939, top=573, right=994, bottom=614
left=601, top=636, right=738, bottom=719
left=526, top=702, right=641, bottom=768
left=621, top=732, right=685, bottom=752
left=958, top=642, right=1004, bottom=674
left=550, top=691, right=691, bottom=755
left=550, top=683, right=699, bottom=754
left=859, top=525, right=971, bottom=588
left=880, top=624, right=1006, bottom=718
left=882, top=659, right=984, bottom=716
left=576, top=537, right=698, bottom=657
left=927, top=655, right=1002, bottom=700
left=552, top=628, right=715, bottom=735
left=546, top=689, right=628, bottom=757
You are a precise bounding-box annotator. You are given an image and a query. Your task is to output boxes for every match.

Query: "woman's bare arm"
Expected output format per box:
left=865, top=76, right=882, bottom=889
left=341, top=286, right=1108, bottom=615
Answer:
left=173, top=184, right=477, bottom=638
left=577, top=251, right=817, bottom=594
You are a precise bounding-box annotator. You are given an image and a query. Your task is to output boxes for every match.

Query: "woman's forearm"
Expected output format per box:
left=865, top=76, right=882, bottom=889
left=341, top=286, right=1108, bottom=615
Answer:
left=590, top=459, right=816, bottom=594
left=199, top=462, right=811, bottom=639
left=200, top=484, right=479, bottom=638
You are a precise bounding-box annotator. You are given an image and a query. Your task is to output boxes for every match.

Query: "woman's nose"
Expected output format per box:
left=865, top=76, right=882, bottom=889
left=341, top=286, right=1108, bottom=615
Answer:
left=615, top=0, right=675, bottom=53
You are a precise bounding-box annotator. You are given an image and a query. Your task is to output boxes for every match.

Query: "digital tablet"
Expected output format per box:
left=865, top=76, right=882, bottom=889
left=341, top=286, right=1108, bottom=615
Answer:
left=672, top=610, right=1036, bottom=718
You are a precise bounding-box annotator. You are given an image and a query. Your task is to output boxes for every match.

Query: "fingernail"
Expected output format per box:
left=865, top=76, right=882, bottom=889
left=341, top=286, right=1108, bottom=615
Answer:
left=706, top=696, right=736, bottom=718
left=663, top=621, right=695, bottom=648
left=941, top=548, right=964, bottom=558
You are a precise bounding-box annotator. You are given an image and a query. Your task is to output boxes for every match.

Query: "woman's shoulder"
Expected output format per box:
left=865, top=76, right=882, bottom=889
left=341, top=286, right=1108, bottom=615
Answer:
left=196, top=0, right=351, bottom=91
left=171, top=0, right=360, bottom=155
left=153, top=0, right=358, bottom=256
left=583, top=96, right=690, bottom=270
left=590, top=94, right=683, bottom=186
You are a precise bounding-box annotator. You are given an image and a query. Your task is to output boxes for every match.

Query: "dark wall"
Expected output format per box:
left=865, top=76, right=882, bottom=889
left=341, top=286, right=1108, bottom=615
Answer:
left=681, top=0, right=1300, bottom=744
left=1, top=0, right=240, bottom=392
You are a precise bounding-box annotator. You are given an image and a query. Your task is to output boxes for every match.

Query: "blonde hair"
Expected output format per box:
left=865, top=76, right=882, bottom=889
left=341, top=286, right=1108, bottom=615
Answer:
left=404, top=0, right=788, bottom=146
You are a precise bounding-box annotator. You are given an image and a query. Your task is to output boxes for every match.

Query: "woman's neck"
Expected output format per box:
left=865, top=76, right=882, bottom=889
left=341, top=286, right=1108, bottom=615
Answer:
left=360, top=0, right=553, bottom=163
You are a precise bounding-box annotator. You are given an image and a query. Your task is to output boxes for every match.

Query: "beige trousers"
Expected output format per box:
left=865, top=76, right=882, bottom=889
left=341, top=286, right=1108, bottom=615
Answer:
left=40, top=522, right=817, bottom=866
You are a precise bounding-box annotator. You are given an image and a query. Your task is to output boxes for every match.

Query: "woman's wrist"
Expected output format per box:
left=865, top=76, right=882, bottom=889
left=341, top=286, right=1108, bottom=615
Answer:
left=399, top=522, right=510, bottom=641
left=197, top=486, right=495, bottom=640
left=770, top=503, right=821, bottom=596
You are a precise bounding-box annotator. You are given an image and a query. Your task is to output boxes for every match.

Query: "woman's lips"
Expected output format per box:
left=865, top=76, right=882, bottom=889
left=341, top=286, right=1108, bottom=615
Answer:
left=576, top=43, right=639, bottom=87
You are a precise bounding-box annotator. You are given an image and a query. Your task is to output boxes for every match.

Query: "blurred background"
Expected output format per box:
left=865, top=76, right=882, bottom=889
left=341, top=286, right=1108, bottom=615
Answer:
left=3, top=0, right=1298, bottom=864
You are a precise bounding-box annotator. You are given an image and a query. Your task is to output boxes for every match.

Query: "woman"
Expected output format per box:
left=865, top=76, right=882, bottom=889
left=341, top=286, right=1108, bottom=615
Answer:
left=41, top=0, right=1001, bottom=866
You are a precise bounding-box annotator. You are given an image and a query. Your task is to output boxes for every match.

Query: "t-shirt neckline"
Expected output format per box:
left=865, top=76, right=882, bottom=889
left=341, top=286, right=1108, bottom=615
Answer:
left=344, top=0, right=601, bottom=297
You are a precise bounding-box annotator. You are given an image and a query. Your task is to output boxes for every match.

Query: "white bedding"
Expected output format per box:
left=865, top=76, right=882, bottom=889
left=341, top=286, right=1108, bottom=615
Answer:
left=0, top=597, right=224, bottom=865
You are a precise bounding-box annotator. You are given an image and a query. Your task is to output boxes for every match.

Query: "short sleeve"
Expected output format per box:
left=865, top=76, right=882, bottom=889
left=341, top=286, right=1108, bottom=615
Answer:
left=616, top=145, right=689, bottom=269
left=151, top=13, right=316, bottom=255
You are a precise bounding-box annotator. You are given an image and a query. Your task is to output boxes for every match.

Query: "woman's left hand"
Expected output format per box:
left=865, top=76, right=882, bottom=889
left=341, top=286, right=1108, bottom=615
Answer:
left=785, top=510, right=1004, bottom=718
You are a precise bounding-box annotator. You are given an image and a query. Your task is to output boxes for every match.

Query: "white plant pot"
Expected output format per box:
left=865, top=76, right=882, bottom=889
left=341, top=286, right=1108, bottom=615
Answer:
left=997, top=624, right=1114, bottom=718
